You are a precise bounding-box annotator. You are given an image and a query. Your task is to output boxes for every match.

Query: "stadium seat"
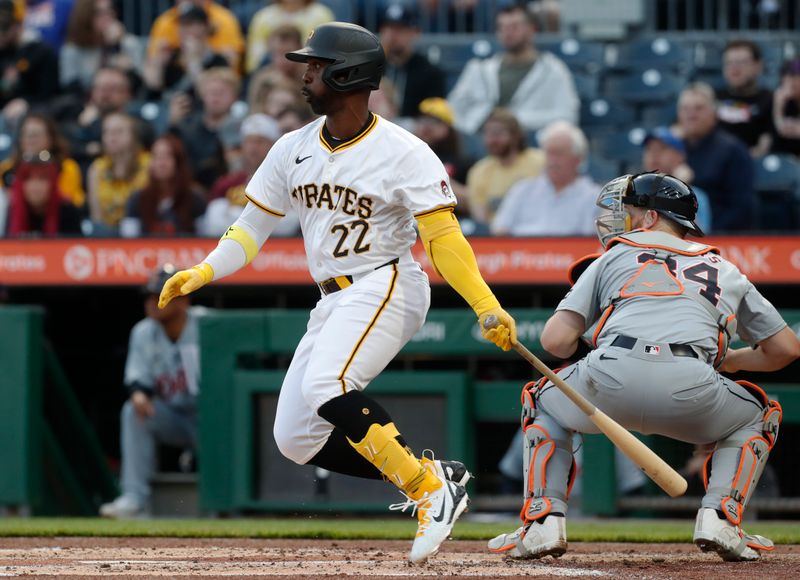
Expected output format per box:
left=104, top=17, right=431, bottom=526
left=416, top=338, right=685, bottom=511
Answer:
left=580, top=99, right=636, bottom=132
left=538, top=38, right=606, bottom=73
left=754, top=154, right=800, bottom=231
left=591, top=127, right=648, bottom=168
left=603, top=70, right=684, bottom=106
left=692, top=41, right=724, bottom=73
left=612, top=37, right=692, bottom=72
left=639, top=103, right=677, bottom=127
left=320, top=0, right=355, bottom=22
left=584, top=156, right=621, bottom=184
left=420, top=36, right=496, bottom=68
left=572, top=71, right=599, bottom=100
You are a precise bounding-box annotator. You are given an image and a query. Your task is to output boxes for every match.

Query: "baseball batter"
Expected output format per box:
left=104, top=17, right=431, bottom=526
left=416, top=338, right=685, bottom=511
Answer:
left=489, top=173, right=799, bottom=562
left=158, top=22, right=517, bottom=564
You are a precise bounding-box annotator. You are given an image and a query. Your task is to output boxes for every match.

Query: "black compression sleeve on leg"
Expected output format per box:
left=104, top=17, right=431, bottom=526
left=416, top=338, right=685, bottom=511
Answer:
left=317, top=390, right=394, bottom=442
left=308, top=427, right=384, bottom=480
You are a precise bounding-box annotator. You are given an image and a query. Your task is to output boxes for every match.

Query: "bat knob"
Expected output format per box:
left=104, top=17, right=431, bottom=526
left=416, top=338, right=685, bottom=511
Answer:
left=483, top=314, right=499, bottom=330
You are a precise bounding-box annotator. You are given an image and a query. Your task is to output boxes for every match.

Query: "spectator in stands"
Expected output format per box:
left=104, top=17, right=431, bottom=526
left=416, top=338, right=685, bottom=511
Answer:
left=169, top=66, right=239, bottom=195
left=202, top=113, right=299, bottom=238
left=380, top=2, right=446, bottom=120
left=448, top=3, right=578, bottom=134
left=368, top=78, right=398, bottom=121
left=677, top=82, right=755, bottom=231
left=771, top=58, right=800, bottom=157
left=0, top=0, right=59, bottom=126
left=143, top=3, right=231, bottom=101
left=58, top=67, right=147, bottom=175
left=466, top=108, right=544, bottom=225
left=99, top=265, right=200, bottom=519
left=147, top=0, right=242, bottom=69
left=249, top=24, right=305, bottom=86
left=641, top=126, right=712, bottom=234
left=60, top=0, right=145, bottom=96
left=120, top=134, right=206, bottom=238
left=0, top=112, right=84, bottom=207
left=86, top=112, right=150, bottom=236
left=23, top=0, right=74, bottom=52
left=276, top=99, right=315, bottom=134
left=4, top=156, right=82, bottom=237
left=413, top=97, right=471, bottom=215
left=715, top=39, right=773, bottom=156
left=491, top=121, right=599, bottom=236
left=246, top=68, right=303, bottom=118
left=246, top=0, right=334, bottom=74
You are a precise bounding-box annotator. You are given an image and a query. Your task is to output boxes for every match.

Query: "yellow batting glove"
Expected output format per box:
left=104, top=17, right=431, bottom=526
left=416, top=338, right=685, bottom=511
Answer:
left=158, top=263, right=214, bottom=309
left=478, top=307, right=517, bottom=352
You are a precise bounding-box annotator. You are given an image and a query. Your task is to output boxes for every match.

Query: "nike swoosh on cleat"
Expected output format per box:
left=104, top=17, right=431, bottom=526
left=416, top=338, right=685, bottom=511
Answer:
left=432, top=483, right=460, bottom=523
left=295, top=155, right=312, bottom=164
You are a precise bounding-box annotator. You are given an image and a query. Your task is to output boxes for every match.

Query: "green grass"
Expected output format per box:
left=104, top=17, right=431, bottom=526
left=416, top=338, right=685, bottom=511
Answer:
left=0, top=517, right=799, bottom=544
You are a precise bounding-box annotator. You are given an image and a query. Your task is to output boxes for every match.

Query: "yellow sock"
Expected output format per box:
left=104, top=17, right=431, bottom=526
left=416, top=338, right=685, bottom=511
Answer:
left=349, top=423, right=441, bottom=500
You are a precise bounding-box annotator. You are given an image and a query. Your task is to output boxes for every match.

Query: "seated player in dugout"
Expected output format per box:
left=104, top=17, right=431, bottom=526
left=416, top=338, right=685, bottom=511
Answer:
left=157, top=22, right=516, bottom=565
left=488, top=172, right=800, bottom=563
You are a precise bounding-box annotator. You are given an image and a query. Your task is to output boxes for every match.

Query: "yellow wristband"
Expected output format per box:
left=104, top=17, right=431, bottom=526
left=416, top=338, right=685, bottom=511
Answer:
left=193, top=263, right=214, bottom=284
left=221, top=225, right=259, bottom=264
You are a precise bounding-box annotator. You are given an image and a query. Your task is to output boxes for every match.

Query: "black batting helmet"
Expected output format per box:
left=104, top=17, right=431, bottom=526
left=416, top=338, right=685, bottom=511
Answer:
left=622, top=172, right=704, bottom=236
left=286, top=22, right=385, bottom=92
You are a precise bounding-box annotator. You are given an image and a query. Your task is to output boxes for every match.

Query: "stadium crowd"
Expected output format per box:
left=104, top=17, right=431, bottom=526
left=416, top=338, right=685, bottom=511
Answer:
left=0, top=0, right=798, bottom=239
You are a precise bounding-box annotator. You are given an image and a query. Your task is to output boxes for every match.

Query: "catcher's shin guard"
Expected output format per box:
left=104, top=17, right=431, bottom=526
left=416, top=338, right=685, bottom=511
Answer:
left=520, top=380, right=576, bottom=522
left=702, top=381, right=782, bottom=526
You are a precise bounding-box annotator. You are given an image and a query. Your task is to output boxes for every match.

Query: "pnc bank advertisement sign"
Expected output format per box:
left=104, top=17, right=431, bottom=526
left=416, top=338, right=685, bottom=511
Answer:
left=1, top=237, right=799, bottom=286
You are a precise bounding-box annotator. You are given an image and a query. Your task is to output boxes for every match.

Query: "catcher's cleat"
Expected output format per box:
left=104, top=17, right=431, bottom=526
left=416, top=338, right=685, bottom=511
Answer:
left=421, top=450, right=472, bottom=487
left=390, top=466, right=470, bottom=564
left=693, top=508, right=773, bottom=561
left=488, top=515, right=567, bottom=559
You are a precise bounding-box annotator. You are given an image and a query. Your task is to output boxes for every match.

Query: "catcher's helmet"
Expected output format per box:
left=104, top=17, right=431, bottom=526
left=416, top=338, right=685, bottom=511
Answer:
left=286, top=22, right=385, bottom=92
left=595, top=172, right=703, bottom=246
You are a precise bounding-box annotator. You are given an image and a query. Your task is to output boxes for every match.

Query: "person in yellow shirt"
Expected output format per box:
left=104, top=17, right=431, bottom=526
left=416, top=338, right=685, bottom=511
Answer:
left=246, top=0, right=334, bottom=73
left=466, top=108, right=544, bottom=225
left=0, top=112, right=85, bottom=207
left=147, top=0, right=244, bottom=69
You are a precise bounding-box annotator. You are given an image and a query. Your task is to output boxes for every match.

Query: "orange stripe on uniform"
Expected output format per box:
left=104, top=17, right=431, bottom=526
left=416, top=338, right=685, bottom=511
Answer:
left=338, top=264, right=399, bottom=393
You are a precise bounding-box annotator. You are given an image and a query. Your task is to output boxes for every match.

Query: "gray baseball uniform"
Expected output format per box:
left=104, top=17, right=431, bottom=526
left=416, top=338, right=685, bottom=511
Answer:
left=524, top=230, right=785, bottom=521
left=119, top=308, right=201, bottom=503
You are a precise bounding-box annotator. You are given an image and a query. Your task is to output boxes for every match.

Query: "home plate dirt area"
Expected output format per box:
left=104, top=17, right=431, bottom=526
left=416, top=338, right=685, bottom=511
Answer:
left=0, top=538, right=798, bottom=578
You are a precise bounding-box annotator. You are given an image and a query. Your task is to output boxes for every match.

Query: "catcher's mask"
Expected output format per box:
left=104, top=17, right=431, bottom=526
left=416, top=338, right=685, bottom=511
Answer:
left=595, top=172, right=704, bottom=247
left=286, top=22, right=385, bottom=92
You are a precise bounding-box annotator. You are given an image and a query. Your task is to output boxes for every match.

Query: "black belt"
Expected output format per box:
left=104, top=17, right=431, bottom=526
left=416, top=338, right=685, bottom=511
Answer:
left=611, top=335, right=698, bottom=359
left=318, top=258, right=399, bottom=296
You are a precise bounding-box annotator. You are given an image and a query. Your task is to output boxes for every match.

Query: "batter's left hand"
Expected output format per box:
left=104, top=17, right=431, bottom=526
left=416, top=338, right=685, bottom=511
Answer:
left=158, top=263, right=213, bottom=309
left=478, top=307, right=517, bottom=351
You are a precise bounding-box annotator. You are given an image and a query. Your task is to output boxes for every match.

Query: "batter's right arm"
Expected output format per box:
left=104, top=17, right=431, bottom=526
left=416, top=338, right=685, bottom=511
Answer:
left=158, top=203, right=281, bottom=308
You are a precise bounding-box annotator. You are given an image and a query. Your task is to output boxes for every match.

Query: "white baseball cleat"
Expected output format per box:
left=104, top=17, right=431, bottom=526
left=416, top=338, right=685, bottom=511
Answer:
left=99, top=495, right=148, bottom=519
left=487, top=515, right=567, bottom=559
left=390, top=470, right=469, bottom=564
left=693, top=508, right=773, bottom=561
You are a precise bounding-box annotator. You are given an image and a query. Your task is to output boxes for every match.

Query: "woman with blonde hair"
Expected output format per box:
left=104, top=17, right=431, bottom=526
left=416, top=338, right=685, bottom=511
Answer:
left=86, top=112, right=150, bottom=234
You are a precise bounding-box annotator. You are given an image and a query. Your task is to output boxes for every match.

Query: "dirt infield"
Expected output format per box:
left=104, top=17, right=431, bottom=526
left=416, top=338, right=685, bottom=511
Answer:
left=0, top=537, right=798, bottom=578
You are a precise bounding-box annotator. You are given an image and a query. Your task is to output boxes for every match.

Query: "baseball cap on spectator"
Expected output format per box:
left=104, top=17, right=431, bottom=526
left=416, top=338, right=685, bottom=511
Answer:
left=0, top=0, right=23, bottom=31
left=241, top=113, right=281, bottom=142
left=142, top=264, right=178, bottom=295
left=381, top=2, right=419, bottom=28
left=177, top=3, right=209, bottom=26
left=643, top=126, right=685, bottom=155
left=418, top=97, right=455, bottom=127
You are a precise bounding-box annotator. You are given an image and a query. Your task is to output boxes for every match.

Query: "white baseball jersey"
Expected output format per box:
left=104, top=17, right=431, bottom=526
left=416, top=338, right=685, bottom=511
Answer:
left=245, top=113, right=457, bottom=282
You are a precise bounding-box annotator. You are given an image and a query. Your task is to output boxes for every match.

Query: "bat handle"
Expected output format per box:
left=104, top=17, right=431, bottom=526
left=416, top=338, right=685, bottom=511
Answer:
left=483, top=314, right=499, bottom=329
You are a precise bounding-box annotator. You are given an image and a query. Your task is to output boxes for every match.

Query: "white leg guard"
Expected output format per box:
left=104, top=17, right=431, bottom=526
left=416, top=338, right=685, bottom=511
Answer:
left=702, top=381, right=782, bottom=527
left=520, top=380, right=576, bottom=522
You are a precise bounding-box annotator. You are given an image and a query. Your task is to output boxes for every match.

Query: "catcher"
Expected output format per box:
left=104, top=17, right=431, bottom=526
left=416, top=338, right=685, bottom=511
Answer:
left=489, top=172, right=800, bottom=561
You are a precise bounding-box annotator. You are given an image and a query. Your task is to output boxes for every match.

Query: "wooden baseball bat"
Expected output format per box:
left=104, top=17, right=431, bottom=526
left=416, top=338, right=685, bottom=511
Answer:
left=484, top=315, right=688, bottom=498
